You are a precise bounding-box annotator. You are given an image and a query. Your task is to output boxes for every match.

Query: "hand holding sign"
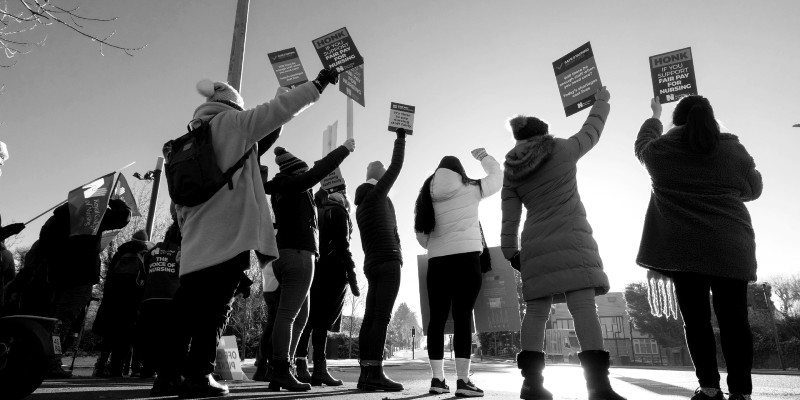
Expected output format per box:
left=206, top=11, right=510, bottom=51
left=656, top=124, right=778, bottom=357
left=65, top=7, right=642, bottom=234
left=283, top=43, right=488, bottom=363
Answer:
left=313, top=68, right=340, bottom=94
left=396, top=128, right=407, bottom=139
left=471, top=148, right=488, bottom=161
left=594, top=86, right=610, bottom=102
left=651, top=96, right=662, bottom=119
left=343, top=138, right=356, bottom=152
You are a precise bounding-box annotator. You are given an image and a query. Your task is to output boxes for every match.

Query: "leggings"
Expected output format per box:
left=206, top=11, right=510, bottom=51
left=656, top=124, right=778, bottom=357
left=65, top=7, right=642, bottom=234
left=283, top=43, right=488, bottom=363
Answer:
left=358, top=260, right=401, bottom=362
left=426, top=252, right=482, bottom=360
left=521, top=288, right=604, bottom=352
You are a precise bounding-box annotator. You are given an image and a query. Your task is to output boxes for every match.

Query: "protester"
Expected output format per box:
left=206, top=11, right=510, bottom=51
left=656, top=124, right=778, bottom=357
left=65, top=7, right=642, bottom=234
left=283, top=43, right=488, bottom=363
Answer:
left=501, top=87, right=625, bottom=400
left=262, top=141, right=354, bottom=391
left=634, top=96, right=762, bottom=400
left=355, top=128, right=407, bottom=392
left=92, top=229, right=152, bottom=378
left=414, top=151, right=501, bottom=397
left=0, top=213, right=25, bottom=312
left=171, top=69, right=337, bottom=398
left=293, top=188, right=359, bottom=387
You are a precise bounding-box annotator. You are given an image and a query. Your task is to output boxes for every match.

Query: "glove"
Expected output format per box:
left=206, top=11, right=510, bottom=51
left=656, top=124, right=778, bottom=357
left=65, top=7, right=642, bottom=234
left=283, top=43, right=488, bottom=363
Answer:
left=346, top=268, right=360, bottom=297
left=594, top=86, right=610, bottom=102
left=0, top=222, right=25, bottom=242
left=313, top=68, right=339, bottom=94
left=396, top=128, right=407, bottom=140
left=507, top=252, right=521, bottom=271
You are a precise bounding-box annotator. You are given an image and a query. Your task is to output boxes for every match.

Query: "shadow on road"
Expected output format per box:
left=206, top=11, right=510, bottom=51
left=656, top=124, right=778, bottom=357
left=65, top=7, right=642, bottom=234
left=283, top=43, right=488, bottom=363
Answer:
left=616, top=376, right=696, bottom=397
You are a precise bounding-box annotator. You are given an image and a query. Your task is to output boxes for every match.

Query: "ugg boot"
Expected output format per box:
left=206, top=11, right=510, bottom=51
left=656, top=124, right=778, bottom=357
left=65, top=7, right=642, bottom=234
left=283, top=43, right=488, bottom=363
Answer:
left=517, top=351, right=553, bottom=400
left=294, top=358, right=312, bottom=383
left=310, top=358, right=343, bottom=386
left=578, top=350, right=627, bottom=400
left=359, top=363, right=403, bottom=392
left=267, top=359, right=311, bottom=392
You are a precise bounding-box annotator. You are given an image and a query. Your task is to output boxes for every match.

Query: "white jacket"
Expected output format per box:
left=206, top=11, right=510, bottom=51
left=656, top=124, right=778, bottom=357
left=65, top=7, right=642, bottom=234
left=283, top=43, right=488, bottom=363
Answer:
left=416, top=156, right=502, bottom=258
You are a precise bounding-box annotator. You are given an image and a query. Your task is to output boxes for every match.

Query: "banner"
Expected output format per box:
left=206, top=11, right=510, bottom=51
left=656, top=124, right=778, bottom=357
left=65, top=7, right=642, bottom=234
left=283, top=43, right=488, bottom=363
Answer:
left=388, top=102, right=415, bottom=135
left=553, top=42, right=603, bottom=116
left=312, top=27, right=364, bottom=73
left=268, top=47, right=308, bottom=89
left=649, top=47, right=697, bottom=103
left=321, top=122, right=346, bottom=193
left=112, top=173, right=141, bottom=217
left=473, top=247, right=522, bottom=333
left=339, top=64, right=365, bottom=107
left=67, top=172, right=115, bottom=237
left=417, top=254, right=476, bottom=335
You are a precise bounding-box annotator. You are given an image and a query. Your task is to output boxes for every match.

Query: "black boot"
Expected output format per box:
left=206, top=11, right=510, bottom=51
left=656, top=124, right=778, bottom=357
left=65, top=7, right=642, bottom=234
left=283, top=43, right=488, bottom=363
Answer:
left=177, top=374, right=229, bottom=398
left=578, top=351, right=626, bottom=400
left=93, top=359, right=110, bottom=378
left=310, top=358, right=343, bottom=386
left=150, top=374, right=181, bottom=397
left=357, top=364, right=368, bottom=389
left=517, top=351, right=553, bottom=400
left=268, top=359, right=311, bottom=392
left=294, top=358, right=312, bottom=383
left=360, top=364, right=404, bottom=392
left=252, top=360, right=270, bottom=382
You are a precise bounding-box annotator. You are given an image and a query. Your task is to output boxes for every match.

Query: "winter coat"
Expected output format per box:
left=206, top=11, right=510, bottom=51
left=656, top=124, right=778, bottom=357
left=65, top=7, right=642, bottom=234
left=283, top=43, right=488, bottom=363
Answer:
left=264, top=146, right=351, bottom=254
left=176, top=81, right=320, bottom=276
left=501, top=100, right=611, bottom=302
left=93, top=238, right=152, bottom=336
left=634, top=118, right=762, bottom=281
left=0, top=242, right=15, bottom=308
left=354, top=137, right=406, bottom=268
left=416, top=156, right=503, bottom=258
left=141, top=241, right=181, bottom=301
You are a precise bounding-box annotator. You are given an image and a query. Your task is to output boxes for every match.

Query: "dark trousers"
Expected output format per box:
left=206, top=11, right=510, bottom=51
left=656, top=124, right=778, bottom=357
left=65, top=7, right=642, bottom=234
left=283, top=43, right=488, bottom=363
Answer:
left=426, top=252, right=482, bottom=360
left=673, top=272, right=753, bottom=395
left=358, top=260, right=401, bottom=362
left=270, top=249, right=314, bottom=363
left=138, top=299, right=176, bottom=379
left=257, top=289, right=279, bottom=365
left=170, top=251, right=249, bottom=378
left=295, top=323, right=328, bottom=361
left=51, top=284, right=92, bottom=348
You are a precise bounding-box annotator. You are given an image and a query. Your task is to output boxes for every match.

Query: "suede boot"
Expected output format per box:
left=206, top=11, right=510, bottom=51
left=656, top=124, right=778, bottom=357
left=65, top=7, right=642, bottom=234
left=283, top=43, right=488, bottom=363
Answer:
left=310, top=358, right=343, bottom=386
left=578, top=350, right=627, bottom=400
left=517, top=351, right=553, bottom=400
left=359, top=363, right=403, bottom=392
left=177, top=374, right=229, bottom=398
left=267, top=359, right=311, bottom=392
left=294, top=358, right=312, bottom=383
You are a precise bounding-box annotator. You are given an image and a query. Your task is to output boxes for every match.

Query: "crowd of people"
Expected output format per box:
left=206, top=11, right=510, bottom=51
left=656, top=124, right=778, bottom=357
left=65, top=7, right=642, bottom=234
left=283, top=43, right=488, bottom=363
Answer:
left=0, top=69, right=762, bottom=400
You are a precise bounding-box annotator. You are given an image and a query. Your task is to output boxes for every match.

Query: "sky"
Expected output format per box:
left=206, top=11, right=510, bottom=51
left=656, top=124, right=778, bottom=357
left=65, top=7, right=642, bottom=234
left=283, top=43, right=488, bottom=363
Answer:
left=2, top=0, right=799, bottom=321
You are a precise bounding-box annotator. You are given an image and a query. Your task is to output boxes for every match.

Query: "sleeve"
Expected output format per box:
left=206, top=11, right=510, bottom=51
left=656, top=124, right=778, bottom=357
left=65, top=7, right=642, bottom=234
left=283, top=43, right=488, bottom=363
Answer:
left=370, top=137, right=406, bottom=199
left=634, top=118, right=664, bottom=163
left=478, top=155, right=503, bottom=198
left=107, top=250, right=122, bottom=276
left=416, top=231, right=430, bottom=249
left=738, top=144, right=763, bottom=202
left=98, top=198, right=132, bottom=232
left=500, top=181, right=523, bottom=259
left=257, top=127, right=282, bottom=158
left=566, top=99, right=610, bottom=161
left=329, top=208, right=356, bottom=269
left=276, top=146, right=351, bottom=193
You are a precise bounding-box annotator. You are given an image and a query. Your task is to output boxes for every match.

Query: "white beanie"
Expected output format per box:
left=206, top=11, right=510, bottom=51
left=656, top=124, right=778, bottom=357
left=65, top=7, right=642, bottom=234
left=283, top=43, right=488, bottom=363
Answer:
left=196, top=79, right=244, bottom=110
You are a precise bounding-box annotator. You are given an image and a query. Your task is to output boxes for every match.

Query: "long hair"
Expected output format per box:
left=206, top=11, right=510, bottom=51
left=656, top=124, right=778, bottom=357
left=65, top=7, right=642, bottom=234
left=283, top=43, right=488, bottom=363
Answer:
left=414, top=156, right=482, bottom=234
left=672, top=95, right=720, bottom=154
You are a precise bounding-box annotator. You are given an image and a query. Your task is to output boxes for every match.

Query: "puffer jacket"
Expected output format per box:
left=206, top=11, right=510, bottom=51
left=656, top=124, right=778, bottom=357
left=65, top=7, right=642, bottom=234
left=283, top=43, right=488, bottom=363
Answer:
left=416, top=156, right=502, bottom=258
left=501, top=99, right=611, bottom=301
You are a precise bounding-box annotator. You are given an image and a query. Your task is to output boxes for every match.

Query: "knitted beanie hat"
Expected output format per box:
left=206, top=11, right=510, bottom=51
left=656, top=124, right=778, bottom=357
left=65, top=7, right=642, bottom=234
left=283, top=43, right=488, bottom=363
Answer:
left=196, top=79, right=244, bottom=111
left=366, top=161, right=385, bottom=181
left=132, top=229, right=149, bottom=242
left=507, top=115, right=549, bottom=140
left=274, top=147, right=308, bottom=175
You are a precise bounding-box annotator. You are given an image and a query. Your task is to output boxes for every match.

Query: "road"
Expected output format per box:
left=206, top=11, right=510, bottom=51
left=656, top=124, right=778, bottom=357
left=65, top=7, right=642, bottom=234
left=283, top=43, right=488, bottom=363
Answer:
left=28, top=350, right=800, bottom=399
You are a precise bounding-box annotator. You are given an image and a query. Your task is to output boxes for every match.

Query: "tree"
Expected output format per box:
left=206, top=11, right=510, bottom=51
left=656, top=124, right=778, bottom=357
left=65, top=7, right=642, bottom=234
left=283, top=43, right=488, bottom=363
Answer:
left=342, top=279, right=366, bottom=358
left=624, top=282, right=686, bottom=348
left=387, top=302, right=422, bottom=352
left=768, top=274, right=800, bottom=317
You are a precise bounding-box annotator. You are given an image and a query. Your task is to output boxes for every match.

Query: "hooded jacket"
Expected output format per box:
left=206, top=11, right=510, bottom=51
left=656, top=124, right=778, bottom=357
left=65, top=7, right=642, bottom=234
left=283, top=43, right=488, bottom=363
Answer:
left=416, top=156, right=502, bottom=258
left=634, top=118, right=762, bottom=281
left=176, top=81, right=319, bottom=275
left=501, top=99, right=611, bottom=301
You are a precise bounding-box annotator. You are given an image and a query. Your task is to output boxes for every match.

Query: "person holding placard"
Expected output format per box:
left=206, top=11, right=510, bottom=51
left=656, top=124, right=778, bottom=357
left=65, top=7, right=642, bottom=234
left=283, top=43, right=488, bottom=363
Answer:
left=501, top=87, right=625, bottom=400
left=634, top=96, right=762, bottom=400
left=414, top=150, right=502, bottom=397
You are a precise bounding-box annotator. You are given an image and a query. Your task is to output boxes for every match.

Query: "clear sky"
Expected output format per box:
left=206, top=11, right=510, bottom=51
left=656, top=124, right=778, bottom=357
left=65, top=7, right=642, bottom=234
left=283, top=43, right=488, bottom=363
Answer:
left=2, top=0, right=799, bottom=321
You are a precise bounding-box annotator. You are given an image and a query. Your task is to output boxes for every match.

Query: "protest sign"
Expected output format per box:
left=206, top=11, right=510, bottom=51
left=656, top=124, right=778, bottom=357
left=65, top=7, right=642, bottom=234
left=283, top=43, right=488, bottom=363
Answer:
left=312, top=27, right=364, bottom=73
left=214, top=335, right=246, bottom=381
left=417, top=254, right=476, bottom=335
left=473, top=247, right=522, bottom=333
left=339, top=64, right=365, bottom=107
left=553, top=42, right=603, bottom=117
left=649, top=47, right=697, bottom=103
left=67, top=172, right=115, bottom=237
left=268, top=47, right=308, bottom=89
left=321, top=122, right=346, bottom=193
left=388, top=102, right=415, bottom=135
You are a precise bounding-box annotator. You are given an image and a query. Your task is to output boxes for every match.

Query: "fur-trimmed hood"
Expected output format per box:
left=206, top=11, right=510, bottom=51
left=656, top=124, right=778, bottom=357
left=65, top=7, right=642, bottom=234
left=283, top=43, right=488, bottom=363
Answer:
left=503, top=135, right=555, bottom=182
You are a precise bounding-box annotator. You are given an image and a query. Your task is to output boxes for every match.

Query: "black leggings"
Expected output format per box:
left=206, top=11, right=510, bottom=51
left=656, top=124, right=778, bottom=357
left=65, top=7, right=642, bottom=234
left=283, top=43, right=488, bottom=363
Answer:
left=426, top=252, right=482, bottom=360
left=672, top=272, right=753, bottom=395
left=358, top=261, right=402, bottom=362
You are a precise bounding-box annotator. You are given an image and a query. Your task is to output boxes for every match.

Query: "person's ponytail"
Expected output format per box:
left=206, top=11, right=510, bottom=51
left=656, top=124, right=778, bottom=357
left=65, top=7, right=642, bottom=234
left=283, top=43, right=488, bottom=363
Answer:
left=414, top=174, right=435, bottom=234
left=673, top=95, right=720, bottom=154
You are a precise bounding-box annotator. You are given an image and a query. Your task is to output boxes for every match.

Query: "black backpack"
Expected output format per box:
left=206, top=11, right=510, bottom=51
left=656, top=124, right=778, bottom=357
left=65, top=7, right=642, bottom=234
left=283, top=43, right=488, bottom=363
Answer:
left=162, top=118, right=254, bottom=207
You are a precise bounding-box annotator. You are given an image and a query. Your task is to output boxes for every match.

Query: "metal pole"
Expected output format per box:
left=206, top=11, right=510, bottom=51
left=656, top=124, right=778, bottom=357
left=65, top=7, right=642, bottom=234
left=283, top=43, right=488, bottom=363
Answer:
left=227, top=0, right=249, bottom=91
left=145, top=157, right=163, bottom=239
left=763, top=283, right=785, bottom=370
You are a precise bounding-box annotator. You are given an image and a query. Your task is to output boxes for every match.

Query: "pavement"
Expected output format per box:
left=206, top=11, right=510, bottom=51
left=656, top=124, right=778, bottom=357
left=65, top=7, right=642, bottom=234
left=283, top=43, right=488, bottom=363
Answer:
left=26, top=350, right=800, bottom=399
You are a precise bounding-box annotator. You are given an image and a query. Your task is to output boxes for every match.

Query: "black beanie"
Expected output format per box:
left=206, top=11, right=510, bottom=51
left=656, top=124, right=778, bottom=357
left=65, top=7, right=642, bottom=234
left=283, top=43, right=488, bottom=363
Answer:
left=507, top=115, right=549, bottom=140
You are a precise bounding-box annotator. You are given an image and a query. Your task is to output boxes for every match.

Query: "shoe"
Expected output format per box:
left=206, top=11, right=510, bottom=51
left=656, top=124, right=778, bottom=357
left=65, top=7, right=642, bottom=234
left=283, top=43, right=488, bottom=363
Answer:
left=728, top=394, right=750, bottom=400
left=357, top=365, right=367, bottom=389
left=578, top=350, right=626, bottom=400
left=359, top=364, right=404, bottom=392
left=429, top=378, right=450, bottom=394
left=45, top=364, right=73, bottom=379
left=517, top=351, right=553, bottom=400
left=252, top=361, right=270, bottom=382
left=456, top=379, right=484, bottom=397
left=177, top=374, right=229, bottom=398
left=150, top=376, right=181, bottom=397
left=310, top=358, right=343, bottom=386
left=93, top=363, right=110, bottom=378
left=294, top=358, right=312, bottom=383
left=691, top=388, right=726, bottom=400
left=267, top=359, right=311, bottom=392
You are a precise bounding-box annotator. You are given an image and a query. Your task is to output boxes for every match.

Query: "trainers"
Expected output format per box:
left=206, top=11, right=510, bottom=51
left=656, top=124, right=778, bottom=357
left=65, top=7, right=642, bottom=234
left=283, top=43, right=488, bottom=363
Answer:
left=691, top=387, right=725, bottom=400
left=455, top=379, right=483, bottom=397
left=728, top=395, right=751, bottom=400
left=429, top=378, right=450, bottom=394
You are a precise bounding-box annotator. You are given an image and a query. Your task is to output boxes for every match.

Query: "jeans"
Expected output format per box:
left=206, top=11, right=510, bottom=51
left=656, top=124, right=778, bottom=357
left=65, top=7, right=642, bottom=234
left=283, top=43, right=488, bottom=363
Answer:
left=295, top=324, right=328, bottom=361
left=521, top=288, right=605, bottom=352
left=672, top=272, right=753, bottom=395
left=359, top=260, right=401, bottom=363
left=171, top=251, right=249, bottom=378
left=270, top=249, right=314, bottom=363
left=426, top=252, right=482, bottom=360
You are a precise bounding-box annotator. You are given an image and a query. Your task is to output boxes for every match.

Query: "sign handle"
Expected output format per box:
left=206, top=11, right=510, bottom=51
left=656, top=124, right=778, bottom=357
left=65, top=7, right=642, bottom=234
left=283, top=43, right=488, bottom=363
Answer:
left=347, top=98, right=354, bottom=139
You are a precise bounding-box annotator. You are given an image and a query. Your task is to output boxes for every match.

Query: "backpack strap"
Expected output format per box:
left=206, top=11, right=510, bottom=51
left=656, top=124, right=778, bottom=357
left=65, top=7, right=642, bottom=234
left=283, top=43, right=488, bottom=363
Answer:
left=223, top=146, right=256, bottom=189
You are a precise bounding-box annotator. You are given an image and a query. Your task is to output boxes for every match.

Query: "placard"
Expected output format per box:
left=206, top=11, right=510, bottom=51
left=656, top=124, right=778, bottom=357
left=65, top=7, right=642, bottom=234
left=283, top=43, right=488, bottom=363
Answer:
left=339, top=64, right=365, bottom=107
left=553, top=42, right=603, bottom=116
left=388, top=102, right=415, bottom=135
left=473, top=247, right=522, bottom=333
left=649, top=47, right=697, bottom=103
left=417, top=254, right=475, bottom=335
left=312, top=27, right=364, bottom=73
left=321, top=122, right=346, bottom=193
left=214, top=335, right=246, bottom=381
left=268, top=47, right=308, bottom=89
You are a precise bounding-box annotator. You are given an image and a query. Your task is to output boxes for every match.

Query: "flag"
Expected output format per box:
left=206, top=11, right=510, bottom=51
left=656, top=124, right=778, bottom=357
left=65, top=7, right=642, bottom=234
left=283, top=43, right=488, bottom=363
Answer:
left=67, top=172, right=115, bottom=237
left=113, top=173, right=141, bottom=217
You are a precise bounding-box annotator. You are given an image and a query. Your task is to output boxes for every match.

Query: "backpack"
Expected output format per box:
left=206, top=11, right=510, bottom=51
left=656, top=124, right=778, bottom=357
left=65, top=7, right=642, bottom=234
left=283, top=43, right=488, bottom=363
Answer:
left=112, top=250, right=145, bottom=276
left=162, top=118, right=254, bottom=207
